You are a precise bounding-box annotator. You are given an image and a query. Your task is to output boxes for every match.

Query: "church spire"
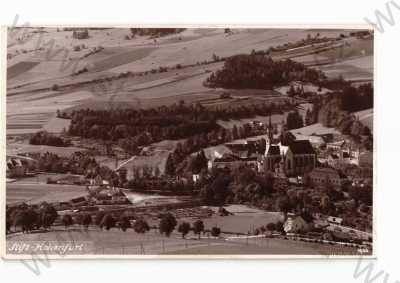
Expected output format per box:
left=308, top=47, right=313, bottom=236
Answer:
left=268, top=114, right=273, bottom=143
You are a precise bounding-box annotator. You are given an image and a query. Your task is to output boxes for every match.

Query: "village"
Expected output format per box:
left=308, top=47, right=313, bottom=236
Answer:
left=6, top=107, right=373, bottom=254
left=5, top=27, right=373, bottom=256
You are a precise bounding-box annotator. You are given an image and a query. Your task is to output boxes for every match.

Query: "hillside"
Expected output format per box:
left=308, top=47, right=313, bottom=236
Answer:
left=7, top=28, right=373, bottom=136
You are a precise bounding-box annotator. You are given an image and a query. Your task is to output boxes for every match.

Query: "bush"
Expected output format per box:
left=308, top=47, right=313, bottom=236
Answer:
left=82, top=213, right=92, bottom=229
left=62, top=214, right=74, bottom=228
left=266, top=222, right=276, bottom=232
left=51, top=84, right=59, bottom=91
left=118, top=215, right=131, bottom=232
left=100, top=214, right=116, bottom=230
left=133, top=218, right=150, bottom=234
left=178, top=222, right=191, bottom=238
left=211, top=226, right=221, bottom=237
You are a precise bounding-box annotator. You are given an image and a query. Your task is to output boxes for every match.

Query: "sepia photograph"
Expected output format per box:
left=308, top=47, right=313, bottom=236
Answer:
left=4, top=26, right=374, bottom=258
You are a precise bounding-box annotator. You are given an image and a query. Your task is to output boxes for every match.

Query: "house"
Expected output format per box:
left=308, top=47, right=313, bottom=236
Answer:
left=327, top=153, right=340, bottom=168
left=212, top=154, right=259, bottom=171
left=6, top=155, right=37, bottom=178
left=284, top=140, right=316, bottom=176
left=327, top=216, right=343, bottom=225
left=326, top=140, right=349, bottom=151
left=283, top=214, right=313, bottom=234
left=309, top=167, right=347, bottom=188
left=112, top=191, right=128, bottom=203
left=69, top=196, right=88, bottom=207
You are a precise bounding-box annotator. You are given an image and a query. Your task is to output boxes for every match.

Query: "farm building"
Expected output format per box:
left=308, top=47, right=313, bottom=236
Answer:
left=72, top=29, right=89, bottom=39
left=309, top=167, right=347, bottom=188
left=69, top=196, right=88, bottom=207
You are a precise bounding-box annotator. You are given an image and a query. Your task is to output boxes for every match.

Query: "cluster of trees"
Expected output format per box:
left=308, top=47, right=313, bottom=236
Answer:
left=204, top=54, right=325, bottom=90
left=285, top=110, right=304, bottom=130
left=37, top=151, right=98, bottom=175
left=6, top=202, right=58, bottom=233
left=86, top=211, right=219, bottom=239
left=249, top=221, right=285, bottom=236
left=340, top=84, right=373, bottom=112
left=65, top=101, right=288, bottom=146
left=199, top=167, right=275, bottom=206
left=194, top=165, right=371, bottom=233
left=160, top=215, right=222, bottom=238
left=29, top=131, right=70, bottom=147
left=317, top=83, right=373, bottom=148
left=67, top=103, right=219, bottom=142
left=177, top=220, right=214, bottom=239
left=36, top=151, right=125, bottom=186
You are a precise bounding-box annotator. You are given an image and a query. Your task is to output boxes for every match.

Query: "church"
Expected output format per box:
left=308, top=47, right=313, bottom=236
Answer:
left=264, top=138, right=316, bottom=177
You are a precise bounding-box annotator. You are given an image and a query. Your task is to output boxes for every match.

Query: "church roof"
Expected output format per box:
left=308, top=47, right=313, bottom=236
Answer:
left=288, top=140, right=315, bottom=155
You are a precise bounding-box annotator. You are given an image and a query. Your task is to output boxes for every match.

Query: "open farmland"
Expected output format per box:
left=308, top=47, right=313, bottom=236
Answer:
left=6, top=142, right=87, bottom=157
left=42, top=117, right=71, bottom=133
left=7, top=28, right=372, bottom=135
left=6, top=182, right=87, bottom=205
left=7, top=90, right=92, bottom=135
left=169, top=237, right=362, bottom=256
left=6, top=223, right=363, bottom=256
left=192, top=205, right=284, bottom=234
left=7, top=61, right=40, bottom=79
left=292, top=37, right=373, bottom=81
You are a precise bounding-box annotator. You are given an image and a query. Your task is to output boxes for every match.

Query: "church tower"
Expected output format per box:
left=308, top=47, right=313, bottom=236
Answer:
left=268, top=115, right=273, bottom=143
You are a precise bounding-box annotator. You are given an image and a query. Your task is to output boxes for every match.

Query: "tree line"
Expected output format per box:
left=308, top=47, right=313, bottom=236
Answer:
left=7, top=204, right=221, bottom=239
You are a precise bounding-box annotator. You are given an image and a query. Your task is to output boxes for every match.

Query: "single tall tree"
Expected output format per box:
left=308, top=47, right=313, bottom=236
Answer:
left=159, top=213, right=177, bottom=237
left=178, top=222, right=191, bottom=238
left=192, top=220, right=204, bottom=239
left=62, top=214, right=74, bottom=229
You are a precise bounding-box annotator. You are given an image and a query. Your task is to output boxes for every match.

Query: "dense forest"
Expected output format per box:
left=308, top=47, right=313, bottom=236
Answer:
left=203, top=54, right=326, bottom=89
left=63, top=101, right=288, bottom=151
left=316, top=83, right=373, bottom=148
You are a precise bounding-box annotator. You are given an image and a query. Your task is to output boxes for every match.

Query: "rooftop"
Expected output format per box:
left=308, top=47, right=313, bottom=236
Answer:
left=288, top=140, right=315, bottom=155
